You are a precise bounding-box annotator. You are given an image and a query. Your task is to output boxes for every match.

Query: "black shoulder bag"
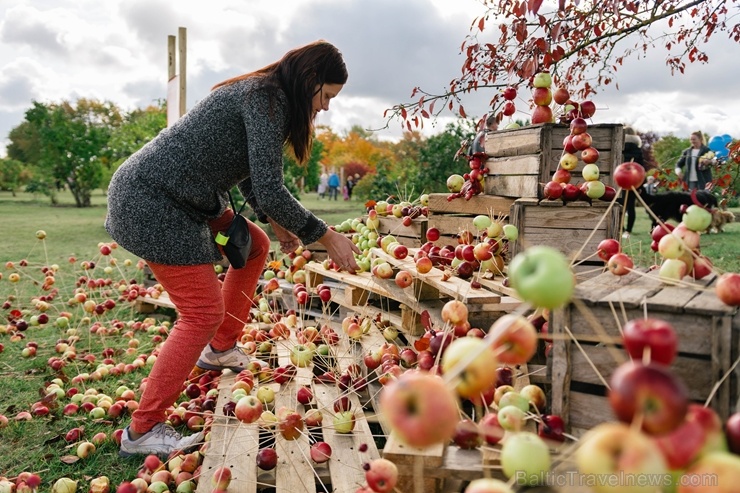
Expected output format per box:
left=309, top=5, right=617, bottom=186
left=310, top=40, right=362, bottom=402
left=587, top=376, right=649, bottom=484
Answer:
left=214, top=192, right=252, bottom=269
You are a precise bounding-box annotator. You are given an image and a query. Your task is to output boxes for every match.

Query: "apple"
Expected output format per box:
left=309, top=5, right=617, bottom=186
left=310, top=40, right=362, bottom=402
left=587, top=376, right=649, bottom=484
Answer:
left=378, top=372, right=459, bottom=447
left=561, top=183, right=581, bottom=202
left=304, top=408, right=323, bottom=428
left=256, top=447, right=278, bottom=470
left=426, top=227, right=441, bottom=242
left=502, top=101, right=516, bottom=116
left=608, top=361, right=689, bottom=435
left=581, top=146, right=600, bottom=164
left=571, top=132, right=592, bottom=151
left=234, top=395, right=263, bottom=424
left=297, top=386, right=313, bottom=405
left=453, top=419, right=482, bottom=449
left=394, top=270, right=413, bottom=288
left=601, top=185, right=617, bottom=202
left=500, top=432, right=551, bottom=486
left=532, top=87, right=552, bottom=106
left=538, top=414, right=566, bottom=444
left=583, top=180, right=606, bottom=199
left=658, top=233, right=686, bottom=260
left=655, top=404, right=728, bottom=470
left=575, top=422, right=667, bottom=493
left=581, top=163, right=600, bottom=182
left=659, top=258, right=689, bottom=284
left=682, top=205, right=713, bottom=232
left=488, top=314, right=537, bottom=364
left=520, top=384, right=547, bottom=412
left=333, top=411, right=356, bottom=434
left=76, top=441, right=96, bottom=459
left=502, top=86, right=517, bottom=100
left=607, top=252, right=633, bottom=276
left=531, top=105, right=553, bottom=124
left=532, top=71, right=552, bottom=88
left=502, top=224, right=518, bottom=241
left=563, top=134, right=578, bottom=154
left=557, top=154, right=578, bottom=173
left=579, top=100, right=596, bottom=118
left=310, top=441, right=332, bottom=463
left=447, top=174, right=465, bottom=193
left=365, top=458, right=398, bottom=493
left=497, top=405, right=526, bottom=432
left=543, top=181, right=563, bottom=201
left=692, top=255, right=713, bottom=280
left=507, top=246, right=575, bottom=309
left=725, top=412, right=740, bottom=454
left=614, top=161, right=646, bottom=190
left=290, top=344, right=314, bottom=367
left=256, top=386, right=275, bottom=404
left=463, top=478, right=515, bottom=493
left=716, top=273, right=740, bottom=306
left=622, top=318, right=677, bottom=365
left=372, top=262, right=394, bottom=280
left=479, top=412, right=505, bottom=446
left=441, top=299, right=469, bottom=325
left=279, top=409, right=304, bottom=440
left=597, top=238, right=621, bottom=261
left=441, top=337, right=498, bottom=399
left=678, top=452, right=740, bottom=493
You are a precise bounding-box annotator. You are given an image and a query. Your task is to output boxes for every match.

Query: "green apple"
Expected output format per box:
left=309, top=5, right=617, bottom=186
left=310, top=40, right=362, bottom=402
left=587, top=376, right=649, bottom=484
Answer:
left=507, top=246, right=575, bottom=309
left=581, top=163, right=600, bottom=181
left=440, top=337, right=497, bottom=399
left=559, top=152, right=578, bottom=171
left=473, top=215, right=492, bottom=230
left=289, top=344, right=313, bottom=367
left=419, top=194, right=430, bottom=206
left=447, top=174, right=465, bottom=193
left=380, top=235, right=397, bottom=251
left=584, top=180, right=605, bottom=199
left=501, top=432, right=551, bottom=486
left=256, top=386, right=275, bottom=404
left=502, top=224, right=519, bottom=241
left=682, top=205, right=712, bottom=232
left=532, top=72, right=552, bottom=88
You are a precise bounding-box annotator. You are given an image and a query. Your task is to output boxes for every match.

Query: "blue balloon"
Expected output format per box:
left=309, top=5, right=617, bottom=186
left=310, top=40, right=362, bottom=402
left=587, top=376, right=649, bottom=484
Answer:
left=708, top=136, right=726, bottom=152
left=721, top=134, right=732, bottom=144
left=716, top=148, right=729, bottom=158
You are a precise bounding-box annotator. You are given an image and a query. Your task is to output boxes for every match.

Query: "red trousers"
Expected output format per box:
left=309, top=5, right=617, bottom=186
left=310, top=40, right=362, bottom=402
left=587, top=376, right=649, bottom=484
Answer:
left=130, top=210, right=271, bottom=434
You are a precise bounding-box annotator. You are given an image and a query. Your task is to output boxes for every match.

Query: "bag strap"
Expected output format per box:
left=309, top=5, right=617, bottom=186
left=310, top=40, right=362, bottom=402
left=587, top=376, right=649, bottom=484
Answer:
left=228, top=191, right=248, bottom=215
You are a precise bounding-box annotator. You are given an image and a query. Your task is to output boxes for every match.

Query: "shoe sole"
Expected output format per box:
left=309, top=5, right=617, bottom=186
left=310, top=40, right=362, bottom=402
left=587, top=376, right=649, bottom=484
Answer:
left=195, top=360, right=243, bottom=373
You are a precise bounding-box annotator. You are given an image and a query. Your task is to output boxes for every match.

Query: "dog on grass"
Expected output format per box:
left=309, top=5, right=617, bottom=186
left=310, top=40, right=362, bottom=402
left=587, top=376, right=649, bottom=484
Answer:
left=709, top=199, right=735, bottom=233
left=639, top=189, right=718, bottom=228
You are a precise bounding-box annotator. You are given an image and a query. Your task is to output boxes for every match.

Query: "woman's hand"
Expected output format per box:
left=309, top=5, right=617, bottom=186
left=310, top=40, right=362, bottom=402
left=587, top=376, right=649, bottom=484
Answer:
left=268, top=218, right=301, bottom=254
left=318, top=228, right=361, bottom=274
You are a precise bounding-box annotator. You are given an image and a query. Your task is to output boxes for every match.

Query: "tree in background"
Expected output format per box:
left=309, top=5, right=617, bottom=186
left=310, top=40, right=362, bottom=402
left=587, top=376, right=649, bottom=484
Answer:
left=0, top=158, right=31, bottom=196
left=283, top=138, right=324, bottom=198
left=12, top=99, right=123, bottom=207
left=384, top=0, right=738, bottom=129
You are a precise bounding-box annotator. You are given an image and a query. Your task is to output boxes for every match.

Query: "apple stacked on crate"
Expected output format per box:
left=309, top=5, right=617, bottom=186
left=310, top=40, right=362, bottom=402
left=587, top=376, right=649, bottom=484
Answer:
left=426, top=193, right=515, bottom=248
left=374, top=214, right=428, bottom=248
left=483, top=123, right=624, bottom=199
left=549, top=268, right=740, bottom=438
left=508, top=198, right=622, bottom=280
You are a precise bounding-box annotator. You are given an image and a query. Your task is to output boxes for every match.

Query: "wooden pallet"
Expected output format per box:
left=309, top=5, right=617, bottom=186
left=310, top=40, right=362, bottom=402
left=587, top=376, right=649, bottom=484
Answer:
left=549, top=269, right=740, bottom=437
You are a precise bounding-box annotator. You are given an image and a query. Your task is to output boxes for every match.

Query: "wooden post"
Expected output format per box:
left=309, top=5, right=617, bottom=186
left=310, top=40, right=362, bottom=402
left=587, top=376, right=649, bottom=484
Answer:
left=178, top=27, right=187, bottom=117
left=167, top=35, right=176, bottom=81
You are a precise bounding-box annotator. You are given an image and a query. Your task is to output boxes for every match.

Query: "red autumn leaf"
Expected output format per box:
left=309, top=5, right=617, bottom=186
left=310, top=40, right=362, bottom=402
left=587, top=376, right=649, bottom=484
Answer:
left=364, top=200, right=377, bottom=208
left=478, top=16, right=485, bottom=31
left=421, top=310, right=432, bottom=330
left=413, top=338, right=430, bottom=352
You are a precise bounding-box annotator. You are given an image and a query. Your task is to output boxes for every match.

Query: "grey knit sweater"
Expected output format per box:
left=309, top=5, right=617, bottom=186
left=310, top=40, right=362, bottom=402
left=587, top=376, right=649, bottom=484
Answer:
left=105, top=77, right=327, bottom=265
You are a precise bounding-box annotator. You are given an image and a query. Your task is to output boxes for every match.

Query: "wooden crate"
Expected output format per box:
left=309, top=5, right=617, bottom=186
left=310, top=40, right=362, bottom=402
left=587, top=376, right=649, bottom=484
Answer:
left=375, top=215, right=428, bottom=248
left=484, top=123, right=624, bottom=199
left=427, top=193, right=515, bottom=248
left=549, top=269, right=740, bottom=437
left=508, top=198, right=621, bottom=280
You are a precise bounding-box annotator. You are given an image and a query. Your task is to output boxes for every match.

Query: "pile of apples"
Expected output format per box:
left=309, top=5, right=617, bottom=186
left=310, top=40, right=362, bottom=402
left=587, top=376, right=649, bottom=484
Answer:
left=364, top=193, right=430, bottom=226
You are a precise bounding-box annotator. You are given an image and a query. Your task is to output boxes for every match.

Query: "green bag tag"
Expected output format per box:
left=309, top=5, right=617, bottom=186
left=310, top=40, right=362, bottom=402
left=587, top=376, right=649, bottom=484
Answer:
left=215, top=232, right=229, bottom=246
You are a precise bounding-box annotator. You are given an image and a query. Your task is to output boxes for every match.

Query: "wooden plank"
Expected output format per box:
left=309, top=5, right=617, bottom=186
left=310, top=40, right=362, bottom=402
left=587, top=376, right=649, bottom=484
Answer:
left=521, top=204, right=611, bottom=230
left=485, top=154, right=542, bottom=175
left=484, top=174, right=540, bottom=198
left=549, top=306, right=572, bottom=429
left=517, top=227, right=606, bottom=263
left=383, top=431, right=445, bottom=492
left=273, top=380, right=317, bottom=493
left=572, top=269, right=644, bottom=304
left=427, top=193, right=515, bottom=216
left=568, top=345, right=714, bottom=401
left=376, top=216, right=427, bottom=239
left=544, top=149, right=618, bottom=175
left=138, top=293, right=176, bottom=311
left=427, top=215, right=479, bottom=238
left=644, top=277, right=713, bottom=313
left=485, top=125, right=545, bottom=157
left=314, top=384, right=381, bottom=493
left=196, top=374, right=260, bottom=493
left=568, top=391, right=615, bottom=432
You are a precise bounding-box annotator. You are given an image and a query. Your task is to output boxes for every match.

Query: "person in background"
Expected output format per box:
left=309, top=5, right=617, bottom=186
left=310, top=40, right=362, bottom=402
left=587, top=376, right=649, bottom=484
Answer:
left=328, top=171, right=340, bottom=200
left=676, top=130, right=713, bottom=191
left=318, top=171, right=328, bottom=198
left=345, top=174, right=355, bottom=200
left=106, top=40, right=360, bottom=458
left=645, top=175, right=657, bottom=195
left=620, top=126, right=646, bottom=239
left=485, top=113, right=499, bottom=132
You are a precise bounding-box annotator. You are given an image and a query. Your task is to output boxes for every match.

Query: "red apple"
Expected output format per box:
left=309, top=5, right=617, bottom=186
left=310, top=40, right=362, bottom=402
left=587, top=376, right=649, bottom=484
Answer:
left=426, top=227, right=441, bottom=242
left=571, top=132, right=592, bottom=151
left=655, top=404, right=728, bottom=469
left=378, top=372, right=459, bottom=448
left=553, top=87, right=570, bottom=105
left=614, top=161, right=646, bottom=190
left=297, top=386, right=313, bottom=405
left=364, top=458, right=398, bottom=493
left=310, top=441, right=332, bottom=463
left=538, top=414, right=566, bottom=443
left=725, top=412, right=740, bottom=454
left=552, top=168, right=572, bottom=184
left=531, top=105, right=553, bottom=124
left=394, top=270, right=413, bottom=288
left=488, top=314, right=537, bottom=365
left=256, top=447, right=278, bottom=470
left=453, top=419, right=482, bottom=449
left=607, top=253, right=633, bottom=276
left=608, top=361, right=689, bottom=436
left=579, top=100, right=596, bottom=118
left=563, top=135, right=578, bottom=154
left=502, top=101, right=516, bottom=116
left=596, top=238, right=621, bottom=262
left=234, top=395, right=263, bottom=424
left=502, top=86, right=517, bottom=101
left=479, top=412, right=505, bottom=445
left=543, top=181, right=563, bottom=200
left=580, top=146, right=600, bottom=164
left=622, top=318, right=677, bottom=365
left=716, top=273, right=740, bottom=306
left=532, top=87, right=552, bottom=106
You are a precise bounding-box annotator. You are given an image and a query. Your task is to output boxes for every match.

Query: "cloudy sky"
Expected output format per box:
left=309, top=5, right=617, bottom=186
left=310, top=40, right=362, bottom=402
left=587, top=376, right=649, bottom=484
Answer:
left=1, top=0, right=739, bottom=157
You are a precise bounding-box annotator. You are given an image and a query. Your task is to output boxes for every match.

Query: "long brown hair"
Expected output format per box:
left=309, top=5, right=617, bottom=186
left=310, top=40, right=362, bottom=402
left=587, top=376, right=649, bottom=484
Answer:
left=213, top=40, right=347, bottom=163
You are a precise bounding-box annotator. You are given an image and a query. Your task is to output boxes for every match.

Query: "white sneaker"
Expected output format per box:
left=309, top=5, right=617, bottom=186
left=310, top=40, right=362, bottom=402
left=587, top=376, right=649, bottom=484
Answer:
left=196, top=344, right=268, bottom=373
left=622, top=232, right=631, bottom=239
left=119, top=423, right=203, bottom=458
